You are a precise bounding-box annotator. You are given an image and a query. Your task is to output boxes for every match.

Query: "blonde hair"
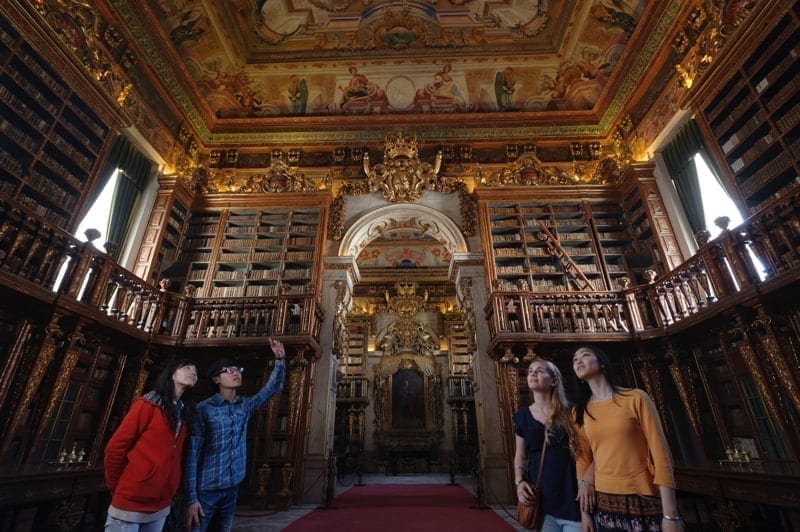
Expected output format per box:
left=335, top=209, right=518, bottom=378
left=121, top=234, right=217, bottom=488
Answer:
left=528, top=359, right=579, bottom=457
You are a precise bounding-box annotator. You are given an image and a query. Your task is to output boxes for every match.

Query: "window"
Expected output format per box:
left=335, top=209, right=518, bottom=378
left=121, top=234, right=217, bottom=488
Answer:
left=695, top=153, right=766, bottom=280
left=694, top=154, right=743, bottom=239
left=75, top=169, right=119, bottom=251
left=52, top=170, right=119, bottom=293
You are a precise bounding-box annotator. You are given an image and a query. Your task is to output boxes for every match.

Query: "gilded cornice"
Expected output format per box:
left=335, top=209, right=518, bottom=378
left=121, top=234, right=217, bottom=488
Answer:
left=106, top=0, right=211, bottom=139
left=598, top=0, right=683, bottom=132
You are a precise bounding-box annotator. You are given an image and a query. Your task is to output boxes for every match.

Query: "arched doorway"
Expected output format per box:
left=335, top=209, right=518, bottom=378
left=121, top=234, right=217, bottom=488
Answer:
left=332, top=201, right=479, bottom=477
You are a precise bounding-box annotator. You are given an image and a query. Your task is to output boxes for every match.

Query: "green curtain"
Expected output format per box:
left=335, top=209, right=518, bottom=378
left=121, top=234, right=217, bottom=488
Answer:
left=661, top=119, right=710, bottom=235
left=103, top=137, right=154, bottom=259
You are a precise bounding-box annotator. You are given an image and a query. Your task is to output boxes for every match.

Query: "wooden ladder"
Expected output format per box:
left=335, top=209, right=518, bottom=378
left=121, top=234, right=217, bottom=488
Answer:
left=536, top=223, right=595, bottom=291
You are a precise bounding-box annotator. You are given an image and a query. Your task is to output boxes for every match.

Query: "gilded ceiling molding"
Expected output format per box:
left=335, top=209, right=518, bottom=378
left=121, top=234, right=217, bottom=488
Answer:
left=107, top=0, right=211, bottom=139
left=672, top=0, right=755, bottom=90
left=196, top=158, right=318, bottom=193
left=481, top=147, right=627, bottom=186
left=597, top=0, right=684, bottom=132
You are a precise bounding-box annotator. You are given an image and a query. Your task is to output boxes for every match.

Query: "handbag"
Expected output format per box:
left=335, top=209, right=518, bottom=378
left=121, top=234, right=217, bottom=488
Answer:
left=516, top=430, right=548, bottom=530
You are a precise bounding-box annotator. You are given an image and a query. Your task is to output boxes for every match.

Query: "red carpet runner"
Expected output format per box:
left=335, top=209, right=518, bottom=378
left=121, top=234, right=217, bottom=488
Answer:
left=284, top=484, right=513, bottom=531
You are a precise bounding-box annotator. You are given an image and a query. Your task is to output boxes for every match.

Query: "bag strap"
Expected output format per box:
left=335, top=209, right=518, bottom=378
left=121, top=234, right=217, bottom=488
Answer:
left=533, top=429, right=548, bottom=489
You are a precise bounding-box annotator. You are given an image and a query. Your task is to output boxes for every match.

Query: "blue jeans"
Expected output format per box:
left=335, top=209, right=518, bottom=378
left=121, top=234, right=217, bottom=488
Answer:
left=541, top=513, right=581, bottom=532
left=104, top=514, right=166, bottom=532
left=193, top=486, right=239, bottom=532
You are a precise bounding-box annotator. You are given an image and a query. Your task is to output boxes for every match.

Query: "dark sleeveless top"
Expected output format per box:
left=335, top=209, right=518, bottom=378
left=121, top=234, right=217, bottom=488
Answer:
left=513, top=407, right=581, bottom=522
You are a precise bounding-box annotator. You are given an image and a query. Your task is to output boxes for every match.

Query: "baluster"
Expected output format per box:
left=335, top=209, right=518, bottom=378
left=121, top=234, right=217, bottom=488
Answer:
left=143, top=296, right=158, bottom=333
left=208, top=309, right=219, bottom=337
left=531, top=304, right=541, bottom=333
left=4, top=216, right=32, bottom=269
left=19, top=224, right=45, bottom=278
left=127, top=292, right=143, bottom=326
left=231, top=308, right=241, bottom=336
left=197, top=309, right=210, bottom=337
left=138, top=295, right=152, bottom=330
left=655, top=286, right=673, bottom=326
left=218, top=309, right=229, bottom=338
left=672, top=279, right=689, bottom=318
left=186, top=309, right=199, bottom=338
left=679, top=275, right=697, bottom=314
left=556, top=303, right=566, bottom=333
left=242, top=308, right=252, bottom=336
left=582, top=303, right=594, bottom=332
left=748, top=219, right=780, bottom=276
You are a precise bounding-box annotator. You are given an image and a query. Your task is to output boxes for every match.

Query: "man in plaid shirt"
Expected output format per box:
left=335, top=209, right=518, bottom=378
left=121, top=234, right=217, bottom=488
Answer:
left=185, top=338, right=286, bottom=531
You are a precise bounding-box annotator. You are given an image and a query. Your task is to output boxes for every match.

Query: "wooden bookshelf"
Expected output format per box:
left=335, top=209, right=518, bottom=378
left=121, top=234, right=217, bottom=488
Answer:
left=699, top=5, right=800, bottom=214
left=0, top=16, right=110, bottom=229
left=172, top=207, right=321, bottom=298
left=486, top=199, right=633, bottom=292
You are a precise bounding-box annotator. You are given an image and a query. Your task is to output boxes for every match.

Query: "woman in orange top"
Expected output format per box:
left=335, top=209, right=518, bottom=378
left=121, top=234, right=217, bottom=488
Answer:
left=572, top=345, right=683, bottom=532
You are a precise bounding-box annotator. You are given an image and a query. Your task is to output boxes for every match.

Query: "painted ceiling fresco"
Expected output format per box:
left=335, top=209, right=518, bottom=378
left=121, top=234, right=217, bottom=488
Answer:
left=143, top=0, right=647, bottom=122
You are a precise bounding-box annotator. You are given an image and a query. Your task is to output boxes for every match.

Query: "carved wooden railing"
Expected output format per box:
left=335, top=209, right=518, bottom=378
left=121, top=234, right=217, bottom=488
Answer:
left=0, top=196, right=323, bottom=342
left=336, top=376, right=369, bottom=400
left=183, top=294, right=323, bottom=341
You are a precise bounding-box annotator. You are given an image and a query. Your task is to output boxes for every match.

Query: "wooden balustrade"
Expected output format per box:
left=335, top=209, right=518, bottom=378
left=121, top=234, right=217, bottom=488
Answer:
left=183, top=294, right=323, bottom=340
left=337, top=376, right=369, bottom=400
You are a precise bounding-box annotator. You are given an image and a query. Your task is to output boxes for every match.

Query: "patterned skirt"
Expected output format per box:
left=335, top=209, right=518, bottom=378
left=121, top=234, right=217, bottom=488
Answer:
left=593, top=491, right=662, bottom=532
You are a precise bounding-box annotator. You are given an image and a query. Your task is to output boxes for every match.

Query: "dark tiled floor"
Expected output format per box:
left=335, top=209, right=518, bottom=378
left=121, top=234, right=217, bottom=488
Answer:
left=231, top=473, right=526, bottom=531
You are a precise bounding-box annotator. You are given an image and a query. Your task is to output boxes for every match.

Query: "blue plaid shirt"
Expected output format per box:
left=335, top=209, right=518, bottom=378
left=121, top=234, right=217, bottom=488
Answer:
left=186, top=361, right=285, bottom=503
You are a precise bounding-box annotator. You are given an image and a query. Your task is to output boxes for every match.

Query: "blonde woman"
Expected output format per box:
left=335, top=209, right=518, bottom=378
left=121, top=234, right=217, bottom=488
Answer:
left=514, top=358, right=594, bottom=532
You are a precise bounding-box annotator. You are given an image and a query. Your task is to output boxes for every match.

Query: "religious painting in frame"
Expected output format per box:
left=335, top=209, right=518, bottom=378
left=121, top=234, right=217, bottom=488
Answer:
left=389, top=367, right=428, bottom=430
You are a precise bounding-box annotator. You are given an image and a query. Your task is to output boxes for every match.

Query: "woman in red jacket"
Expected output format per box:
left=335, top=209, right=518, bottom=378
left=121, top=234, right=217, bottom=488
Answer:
left=104, top=358, right=197, bottom=531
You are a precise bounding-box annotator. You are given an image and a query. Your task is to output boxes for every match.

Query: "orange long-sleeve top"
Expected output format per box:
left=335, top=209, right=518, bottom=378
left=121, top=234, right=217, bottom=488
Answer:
left=575, top=388, right=675, bottom=496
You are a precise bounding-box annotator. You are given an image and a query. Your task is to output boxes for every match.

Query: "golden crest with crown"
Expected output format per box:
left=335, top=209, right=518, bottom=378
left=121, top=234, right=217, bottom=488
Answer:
left=363, top=132, right=443, bottom=203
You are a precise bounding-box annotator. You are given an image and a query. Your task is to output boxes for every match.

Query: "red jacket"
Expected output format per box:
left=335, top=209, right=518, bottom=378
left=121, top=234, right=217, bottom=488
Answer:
left=104, top=396, right=188, bottom=513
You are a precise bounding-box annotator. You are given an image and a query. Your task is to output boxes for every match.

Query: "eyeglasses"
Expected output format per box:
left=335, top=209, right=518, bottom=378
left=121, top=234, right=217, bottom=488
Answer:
left=217, top=366, right=244, bottom=375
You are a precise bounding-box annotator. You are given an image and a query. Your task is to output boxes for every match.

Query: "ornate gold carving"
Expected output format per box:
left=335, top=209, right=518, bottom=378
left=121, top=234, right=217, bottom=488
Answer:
left=363, top=133, right=460, bottom=203
left=332, top=280, right=349, bottom=356
left=286, top=362, right=308, bottom=447
left=635, top=352, right=668, bottom=433
left=751, top=318, right=800, bottom=415
left=483, top=146, right=626, bottom=187
left=198, top=159, right=318, bottom=194
left=33, top=349, right=81, bottom=446
left=385, top=280, right=429, bottom=319
left=0, top=343, right=56, bottom=451
left=673, top=2, right=754, bottom=89
left=735, top=337, right=790, bottom=437
left=459, top=277, right=477, bottom=353
left=668, top=355, right=704, bottom=441
left=380, top=319, right=437, bottom=356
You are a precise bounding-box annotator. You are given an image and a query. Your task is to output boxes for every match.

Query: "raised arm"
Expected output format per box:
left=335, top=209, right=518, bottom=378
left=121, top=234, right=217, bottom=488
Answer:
left=249, top=338, right=287, bottom=411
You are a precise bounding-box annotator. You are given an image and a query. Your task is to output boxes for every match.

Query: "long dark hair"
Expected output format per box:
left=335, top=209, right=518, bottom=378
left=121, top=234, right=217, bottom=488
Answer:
left=572, top=345, right=626, bottom=427
left=152, top=358, right=197, bottom=430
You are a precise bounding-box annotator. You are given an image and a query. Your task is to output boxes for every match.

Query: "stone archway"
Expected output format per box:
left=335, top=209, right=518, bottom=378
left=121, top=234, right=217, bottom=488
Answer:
left=337, top=203, right=468, bottom=259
